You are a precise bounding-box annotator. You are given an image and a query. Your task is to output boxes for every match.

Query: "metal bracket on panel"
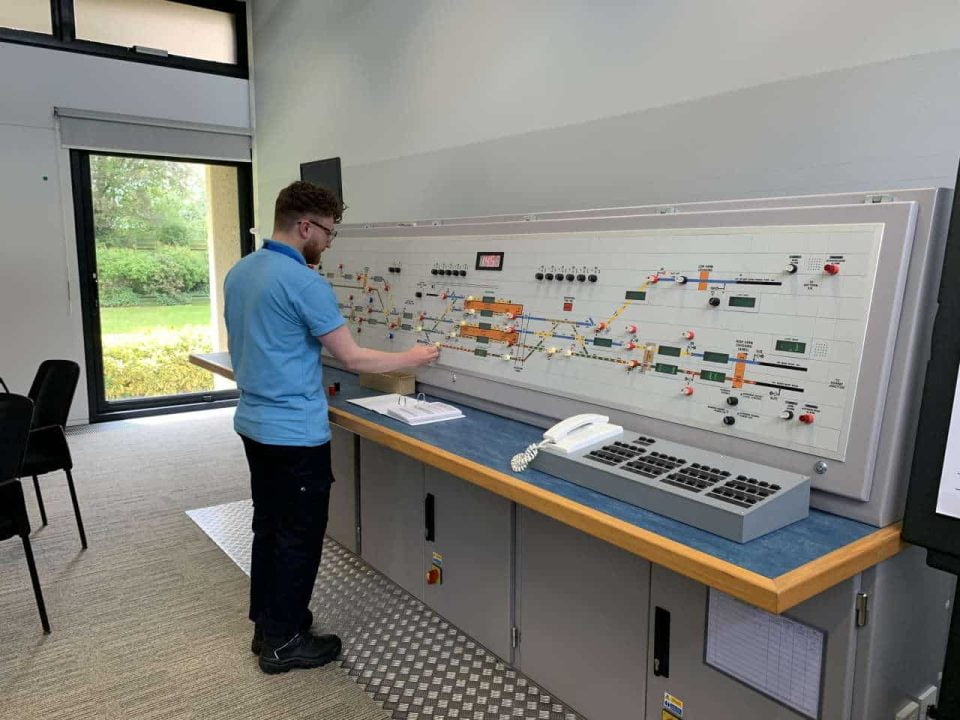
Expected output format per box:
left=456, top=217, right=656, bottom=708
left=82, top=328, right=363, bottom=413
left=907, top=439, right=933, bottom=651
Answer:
left=511, top=626, right=521, bottom=648
left=864, top=194, right=896, bottom=204
left=657, top=206, right=678, bottom=215
left=856, top=592, right=869, bottom=627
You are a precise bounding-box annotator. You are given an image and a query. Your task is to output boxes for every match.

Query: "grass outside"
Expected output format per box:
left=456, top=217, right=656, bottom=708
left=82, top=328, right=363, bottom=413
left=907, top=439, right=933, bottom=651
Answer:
left=100, top=302, right=219, bottom=400
left=100, top=301, right=212, bottom=334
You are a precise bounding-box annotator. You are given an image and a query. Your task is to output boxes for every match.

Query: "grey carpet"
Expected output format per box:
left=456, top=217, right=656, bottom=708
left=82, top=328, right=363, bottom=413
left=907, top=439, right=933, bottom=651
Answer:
left=0, top=408, right=390, bottom=720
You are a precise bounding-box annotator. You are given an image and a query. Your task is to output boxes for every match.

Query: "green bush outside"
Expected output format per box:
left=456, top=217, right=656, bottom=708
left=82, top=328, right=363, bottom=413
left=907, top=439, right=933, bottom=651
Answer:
left=98, top=246, right=209, bottom=305
left=102, top=328, right=215, bottom=400
left=99, top=286, right=142, bottom=307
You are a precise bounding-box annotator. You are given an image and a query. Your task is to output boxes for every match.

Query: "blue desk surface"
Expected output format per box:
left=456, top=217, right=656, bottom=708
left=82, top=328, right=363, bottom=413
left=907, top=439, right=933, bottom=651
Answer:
left=322, top=367, right=880, bottom=580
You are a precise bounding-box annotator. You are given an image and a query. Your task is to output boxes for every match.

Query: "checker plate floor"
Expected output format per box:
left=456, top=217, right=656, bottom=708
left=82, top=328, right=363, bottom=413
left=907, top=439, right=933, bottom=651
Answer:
left=188, top=500, right=584, bottom=720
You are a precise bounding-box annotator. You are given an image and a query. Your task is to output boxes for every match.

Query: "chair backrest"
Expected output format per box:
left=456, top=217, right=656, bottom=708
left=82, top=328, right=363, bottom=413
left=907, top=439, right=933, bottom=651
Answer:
left=0, top=394, right=34, bottom=483
left=27, top=360, right=80, bottom=429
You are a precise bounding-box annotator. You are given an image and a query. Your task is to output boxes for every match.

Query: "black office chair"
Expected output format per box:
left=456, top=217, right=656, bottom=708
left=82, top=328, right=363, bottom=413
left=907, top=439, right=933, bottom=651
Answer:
left=20, top=360, right=87, bottom=549
left=0, top=393, right=51, bottom=633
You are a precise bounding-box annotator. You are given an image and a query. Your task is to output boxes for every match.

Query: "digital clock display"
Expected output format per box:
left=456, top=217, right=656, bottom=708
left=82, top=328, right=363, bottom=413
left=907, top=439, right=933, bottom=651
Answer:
left=475, top=252, right=504, bottom=270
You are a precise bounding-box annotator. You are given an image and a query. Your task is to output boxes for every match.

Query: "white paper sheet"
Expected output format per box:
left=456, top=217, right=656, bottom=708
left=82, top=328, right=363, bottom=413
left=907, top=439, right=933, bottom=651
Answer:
left=347, top=394, right=464, bottom=425
left=936, top=373, right=960, bottom=519
left=346, top=393, right=406, bottom=415
left=705, top=589, right=824, bottom=719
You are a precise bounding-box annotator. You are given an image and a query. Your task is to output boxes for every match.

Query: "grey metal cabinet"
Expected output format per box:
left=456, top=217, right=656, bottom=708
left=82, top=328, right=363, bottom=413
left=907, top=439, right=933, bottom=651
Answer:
left=516, top=507, right=651, bottom=720
left=359, top=438, right=427, bottom=600
left=328, top=423, right=359, bottom=552
left=850, top=546, right=954, bottom=720
left=423, top=465, right=514, bottom=660
left=645, top=564, right=861, bottom=720
left=357, top=441, right=515, bottom=659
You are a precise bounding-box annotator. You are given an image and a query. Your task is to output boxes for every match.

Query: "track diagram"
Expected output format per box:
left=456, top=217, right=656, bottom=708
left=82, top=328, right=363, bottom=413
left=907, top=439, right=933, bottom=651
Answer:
left=322, top=224, right=885, bottom=459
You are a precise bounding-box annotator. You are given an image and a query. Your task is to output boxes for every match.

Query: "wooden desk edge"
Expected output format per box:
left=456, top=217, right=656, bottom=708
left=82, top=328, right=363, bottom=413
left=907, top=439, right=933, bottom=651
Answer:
left=771, top=523, right=906, bottom=612
left=332, top=410, right=788, bottom=611
left=190, top=353, right=235, bottom=380
left=188, top=353, right=903, bottom=614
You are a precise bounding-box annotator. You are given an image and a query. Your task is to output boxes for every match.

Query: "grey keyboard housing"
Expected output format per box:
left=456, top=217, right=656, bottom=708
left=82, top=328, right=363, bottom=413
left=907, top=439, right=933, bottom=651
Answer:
left=531, top=431, right=810, bottom=542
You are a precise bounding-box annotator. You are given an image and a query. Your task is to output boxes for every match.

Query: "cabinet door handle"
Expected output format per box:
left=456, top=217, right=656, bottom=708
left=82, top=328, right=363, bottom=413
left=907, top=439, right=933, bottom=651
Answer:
left=424, top=493, right=435, bottom=542
left=653, top=606, right=670, bottom=677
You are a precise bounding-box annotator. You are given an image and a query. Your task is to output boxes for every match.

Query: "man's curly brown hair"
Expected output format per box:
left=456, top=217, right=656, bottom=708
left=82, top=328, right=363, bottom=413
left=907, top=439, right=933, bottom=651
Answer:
left=273, top=181, right=344, bottom=229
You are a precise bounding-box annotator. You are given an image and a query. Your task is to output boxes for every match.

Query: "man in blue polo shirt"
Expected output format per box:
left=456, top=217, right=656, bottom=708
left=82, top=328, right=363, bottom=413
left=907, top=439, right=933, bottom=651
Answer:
left=224, top=181, right=439, bottom=674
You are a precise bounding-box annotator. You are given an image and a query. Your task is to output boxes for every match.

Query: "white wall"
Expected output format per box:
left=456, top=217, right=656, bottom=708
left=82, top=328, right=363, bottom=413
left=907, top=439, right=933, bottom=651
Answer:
left=251, top=0, right=960, bottom=223
left=0, top=42, right=250, bottom=423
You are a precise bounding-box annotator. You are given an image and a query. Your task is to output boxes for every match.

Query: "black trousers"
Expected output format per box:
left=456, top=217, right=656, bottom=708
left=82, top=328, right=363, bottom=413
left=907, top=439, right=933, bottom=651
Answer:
left=240, top=435, right=333, bottom=641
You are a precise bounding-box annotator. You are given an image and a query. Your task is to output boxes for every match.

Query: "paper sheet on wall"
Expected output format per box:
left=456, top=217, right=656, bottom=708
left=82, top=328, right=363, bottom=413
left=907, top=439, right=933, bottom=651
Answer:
left=705, top=589, right=824, bottom=719
left=936, top=372, right=960, bottom=519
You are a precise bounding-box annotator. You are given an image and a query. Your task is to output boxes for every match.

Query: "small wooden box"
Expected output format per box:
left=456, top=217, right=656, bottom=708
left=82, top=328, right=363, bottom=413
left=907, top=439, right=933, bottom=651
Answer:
left=358, top=371, right=416, bottom=395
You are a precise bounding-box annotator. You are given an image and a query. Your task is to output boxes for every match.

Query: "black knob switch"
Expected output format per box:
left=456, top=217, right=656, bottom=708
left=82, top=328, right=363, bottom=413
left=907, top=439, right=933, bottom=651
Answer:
left=588, top=274, right=598, bottom=282
left=431, top=269, right=438, bottom=275
left=723, top=416, right=736, bottom=426
left=726, top=396, right=739, bottom=406
left=458, top=270, right=466, bottom=276
left=545, top=273, right=554, bottom=280
left=535, top=272, right=544, bottom=280
left=444, top=269, right=453, bottom=275
left=556, top=274, right=564, bottom=282
left=709, top=297, right=721, bottom=307
left=565, top=273, right=574, bottom=281
left=577, top=274, right=586, bottom=282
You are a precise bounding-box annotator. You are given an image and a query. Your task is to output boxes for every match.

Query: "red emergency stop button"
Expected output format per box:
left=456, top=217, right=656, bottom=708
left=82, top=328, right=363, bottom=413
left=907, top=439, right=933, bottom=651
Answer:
left=824, top=263, right=840, bottom=275
left=799, top=413, right=815, bottom=424
left=426, top=566, right=442, bottom=585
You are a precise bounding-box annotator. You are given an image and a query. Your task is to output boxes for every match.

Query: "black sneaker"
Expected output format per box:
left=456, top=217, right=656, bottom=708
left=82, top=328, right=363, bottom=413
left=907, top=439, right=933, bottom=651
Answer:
left=251, top=609, right=314, bottom=655
left=258, top=631, right=342, bottom=674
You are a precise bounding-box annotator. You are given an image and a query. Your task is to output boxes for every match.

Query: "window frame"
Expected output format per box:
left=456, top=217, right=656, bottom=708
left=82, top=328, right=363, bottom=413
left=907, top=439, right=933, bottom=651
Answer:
left=71, top=148, right=255, bottom=421
left=0, top=0, right=248, bottom=79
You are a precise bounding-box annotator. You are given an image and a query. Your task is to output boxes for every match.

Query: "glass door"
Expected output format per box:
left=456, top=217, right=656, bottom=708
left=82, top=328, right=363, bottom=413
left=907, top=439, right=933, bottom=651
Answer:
left=72, top=151, right=253, bottom=420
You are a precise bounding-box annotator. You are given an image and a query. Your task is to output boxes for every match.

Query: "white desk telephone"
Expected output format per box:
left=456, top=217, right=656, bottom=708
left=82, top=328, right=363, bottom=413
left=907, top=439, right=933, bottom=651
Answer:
left=510, top=413, right=624, bottom=472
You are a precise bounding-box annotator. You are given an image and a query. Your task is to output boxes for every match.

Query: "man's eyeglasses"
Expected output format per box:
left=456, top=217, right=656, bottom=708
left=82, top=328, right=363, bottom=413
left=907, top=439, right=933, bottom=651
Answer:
left=301, top=219, right=337, bottom=239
